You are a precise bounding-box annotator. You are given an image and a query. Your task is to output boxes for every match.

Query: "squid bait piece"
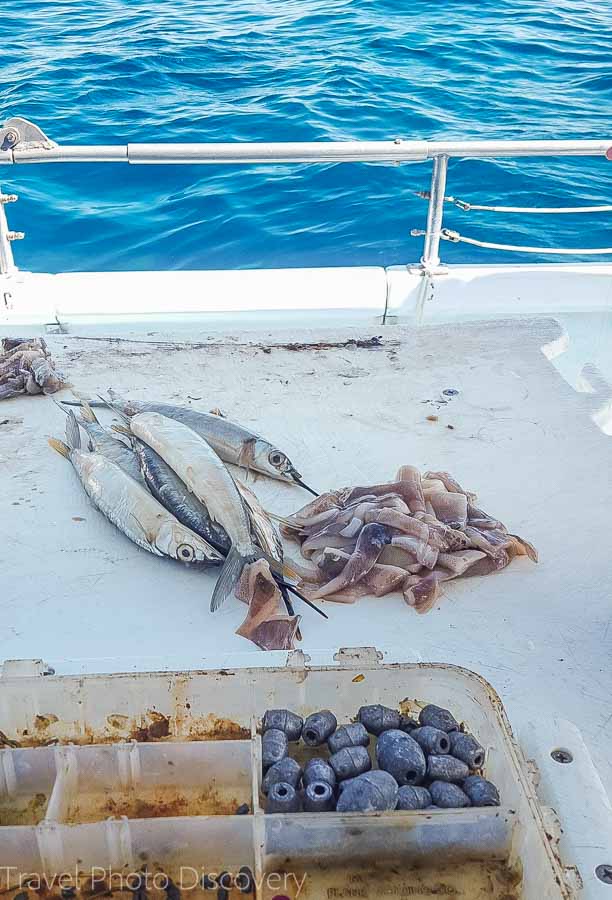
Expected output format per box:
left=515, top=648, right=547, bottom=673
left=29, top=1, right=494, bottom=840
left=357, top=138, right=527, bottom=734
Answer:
left=424, top=471, right=478, bottom=503
left=428, top=491, right=468, bottom=529
left=391, top=534, right=438, bottom=569
left=343, top=480, right=425, bottom=515
left=364, top=508, right=430, bottom=542
left=403, top=572, right=445, bottom=614
left=311, top=523, right=393, bottom=599
left=436, top=550, right=487, bottom=576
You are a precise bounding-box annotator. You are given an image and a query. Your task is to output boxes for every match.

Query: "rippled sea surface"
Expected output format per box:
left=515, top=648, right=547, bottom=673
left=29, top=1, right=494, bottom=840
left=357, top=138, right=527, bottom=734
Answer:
left=2, top=0, right=612, bottom=272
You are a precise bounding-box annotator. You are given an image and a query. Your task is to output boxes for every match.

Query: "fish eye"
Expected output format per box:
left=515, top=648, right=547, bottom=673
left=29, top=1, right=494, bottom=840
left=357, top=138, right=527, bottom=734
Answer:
left=177, top=543, right=195, bottom=562
left=269, top=451, right=286, bottom=467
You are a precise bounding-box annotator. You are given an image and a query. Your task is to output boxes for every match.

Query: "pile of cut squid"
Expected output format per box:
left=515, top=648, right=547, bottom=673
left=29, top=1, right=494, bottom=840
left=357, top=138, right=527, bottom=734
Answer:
left=0, top=336, right=67, bottom=400
left=282, top=465, right=538, bottom=613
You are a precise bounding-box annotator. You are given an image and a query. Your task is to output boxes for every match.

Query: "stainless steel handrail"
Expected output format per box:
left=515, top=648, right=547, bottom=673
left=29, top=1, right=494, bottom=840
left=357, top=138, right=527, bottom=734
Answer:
left=1, top=139, right=610, bottom=165
left=1, top=117, right=610, bottom=274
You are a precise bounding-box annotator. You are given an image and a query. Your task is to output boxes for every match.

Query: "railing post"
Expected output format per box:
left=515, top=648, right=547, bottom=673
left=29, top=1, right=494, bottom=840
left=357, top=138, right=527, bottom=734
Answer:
left=0, top=186, right=20, bottom=276
left=421, top=154, right=448, bottom=271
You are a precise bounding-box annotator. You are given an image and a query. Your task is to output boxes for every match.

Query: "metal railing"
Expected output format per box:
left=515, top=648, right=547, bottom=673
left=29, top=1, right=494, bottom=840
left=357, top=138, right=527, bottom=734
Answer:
left=1, top=116, right=610, bottom=275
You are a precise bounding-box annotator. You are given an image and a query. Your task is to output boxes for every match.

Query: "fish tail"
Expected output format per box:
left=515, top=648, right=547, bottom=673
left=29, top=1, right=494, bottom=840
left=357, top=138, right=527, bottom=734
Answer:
left=80, top=400, right=101, bottom=425
left=210, top=543, right=264, bottom=612
left=48, top=437, right=70, bottom=458
left=65, top=409, right=82, bottom=451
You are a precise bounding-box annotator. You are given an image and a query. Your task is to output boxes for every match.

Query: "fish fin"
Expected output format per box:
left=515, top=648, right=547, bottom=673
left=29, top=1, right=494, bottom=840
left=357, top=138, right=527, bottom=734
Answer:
left=211, top=546, right=245, bottom=612
left=211, top=544, right=266, bottom=612
left=80, top=400, right=101, bottom=425
left=267, top=512, right=301, bottom=530
left=65, top=410, right=82, bottom=451
left=111, top=423, right=131, bottom=436
left=48, top=437, right=70, bottom=458
left=65, top=390, right=101, bottom=406
left=280, top=561, right=299, bottom=580
left=97, top=394, right=131, bottom=425
left=256, top=547, right=298, bottom=581
left=51, top=396, right=69, bottom=415
left=237, top=438, right=257, bottom=474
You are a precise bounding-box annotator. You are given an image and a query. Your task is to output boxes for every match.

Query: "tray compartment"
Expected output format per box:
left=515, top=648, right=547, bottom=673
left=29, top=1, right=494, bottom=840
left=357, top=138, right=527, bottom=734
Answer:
left=0, top=746, right=56, bottom=825
left=58, top=741, right=253, bottom=823
left=262, top=807, right=515, bottom=866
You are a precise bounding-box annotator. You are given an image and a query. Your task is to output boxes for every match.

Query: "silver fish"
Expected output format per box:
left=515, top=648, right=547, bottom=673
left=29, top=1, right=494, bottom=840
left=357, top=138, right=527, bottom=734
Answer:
left=48, top=411, right=224, bottom=567
left=115, top=422, right=232, bottom=555
left=115, top=409, right=272, bottom=611
left=64, top=392, right=317, bottom=494
left=62, top=401, right=146, bottom=485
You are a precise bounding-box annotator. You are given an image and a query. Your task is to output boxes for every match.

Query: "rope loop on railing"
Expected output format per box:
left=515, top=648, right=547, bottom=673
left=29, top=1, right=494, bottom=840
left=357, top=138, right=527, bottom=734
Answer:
left=439, top=228, right=612, bottom=255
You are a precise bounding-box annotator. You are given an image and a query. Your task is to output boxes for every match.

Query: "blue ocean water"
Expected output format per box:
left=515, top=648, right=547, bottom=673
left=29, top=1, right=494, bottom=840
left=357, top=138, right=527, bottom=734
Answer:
left=2, top=0, right=612, bottom=272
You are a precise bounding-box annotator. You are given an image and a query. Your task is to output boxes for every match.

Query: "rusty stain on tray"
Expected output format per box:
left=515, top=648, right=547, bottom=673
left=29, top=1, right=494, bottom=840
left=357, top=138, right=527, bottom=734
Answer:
left=3, top=711, right=248, bottom=747
left=34, top=713, right=59, bottom=731
left=0, top=792, right=47, bottom=826
left=131, top=711, right=172, bottom=742
left=267, top=861, right=522, bottom=900
left=68, top=784, right=243, bottom=823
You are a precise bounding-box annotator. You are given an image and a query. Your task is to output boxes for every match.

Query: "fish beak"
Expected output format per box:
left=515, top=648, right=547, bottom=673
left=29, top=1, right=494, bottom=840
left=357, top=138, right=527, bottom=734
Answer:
left=285, top=582, right=329, bottom=619
left=292, top=476, right=319, bottom=497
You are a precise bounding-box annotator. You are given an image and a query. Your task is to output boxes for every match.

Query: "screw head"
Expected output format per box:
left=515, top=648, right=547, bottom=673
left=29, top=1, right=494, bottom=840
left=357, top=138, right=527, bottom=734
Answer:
left=3, top=129, right=19, bottom=147
left=596, top=864, right=612, bottom=884
left=551, top=748, right=573, bottom=764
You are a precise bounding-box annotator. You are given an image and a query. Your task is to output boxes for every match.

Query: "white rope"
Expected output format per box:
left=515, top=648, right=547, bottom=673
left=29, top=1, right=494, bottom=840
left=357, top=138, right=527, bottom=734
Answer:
left=415, top=191, right=612, bottom=214
left=451, top=199, right=612, bottom=214
left=440, top=228, right=612, bottom=255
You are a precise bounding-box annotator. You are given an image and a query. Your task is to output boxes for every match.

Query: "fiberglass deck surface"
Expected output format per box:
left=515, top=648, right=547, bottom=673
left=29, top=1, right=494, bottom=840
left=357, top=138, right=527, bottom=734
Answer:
left=1, top=318, right=611, bottom=795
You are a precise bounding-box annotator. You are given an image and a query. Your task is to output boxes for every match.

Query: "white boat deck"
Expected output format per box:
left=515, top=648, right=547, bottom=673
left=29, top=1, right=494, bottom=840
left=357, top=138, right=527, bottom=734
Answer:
left=2, top=312, right=612, bottom=804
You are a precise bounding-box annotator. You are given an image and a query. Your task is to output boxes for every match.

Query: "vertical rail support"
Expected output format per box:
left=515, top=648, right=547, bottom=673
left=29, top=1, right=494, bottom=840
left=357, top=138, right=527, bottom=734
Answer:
left=0, top=187, right=21, bottom=277
left=421, top=155, right=448, bottom=272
